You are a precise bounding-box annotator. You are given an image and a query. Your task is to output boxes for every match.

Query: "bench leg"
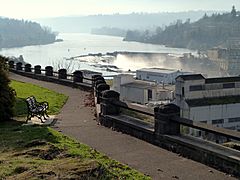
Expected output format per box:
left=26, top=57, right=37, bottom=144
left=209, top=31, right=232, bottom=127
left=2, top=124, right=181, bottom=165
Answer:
left=44, top=111, right=49, bottom=119
left=37, top=115, right=45, bottom=123
left=26, top=113, right=31, bottom=123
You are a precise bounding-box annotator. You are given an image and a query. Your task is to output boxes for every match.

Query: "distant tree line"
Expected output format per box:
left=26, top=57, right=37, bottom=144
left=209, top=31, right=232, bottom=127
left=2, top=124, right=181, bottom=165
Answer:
left=124, top=6, right=240, bottom=50
left=0, top=17, right=57, bottom=48
left=91, top=27, right=127, bottom=37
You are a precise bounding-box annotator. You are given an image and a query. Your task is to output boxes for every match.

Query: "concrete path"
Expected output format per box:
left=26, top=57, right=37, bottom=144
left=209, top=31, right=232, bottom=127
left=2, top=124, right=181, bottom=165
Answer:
left=10, top=73, right=236, bottom=180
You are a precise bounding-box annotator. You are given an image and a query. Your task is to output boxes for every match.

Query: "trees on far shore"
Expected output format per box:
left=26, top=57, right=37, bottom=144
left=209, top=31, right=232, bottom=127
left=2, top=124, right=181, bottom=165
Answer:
left=0, top=17, right=57, bottom=49
left=124, top=6, right=240, bottom=50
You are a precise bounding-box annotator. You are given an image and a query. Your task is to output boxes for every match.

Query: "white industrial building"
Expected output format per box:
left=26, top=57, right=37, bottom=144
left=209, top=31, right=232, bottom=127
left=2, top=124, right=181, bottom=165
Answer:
left=113, top=74, right=174, bottom=104
left=136, top=68, right=191, bottom=84
left=208, top=47, right=240, bottom=76
left=175, top=74, right=240, bottom=132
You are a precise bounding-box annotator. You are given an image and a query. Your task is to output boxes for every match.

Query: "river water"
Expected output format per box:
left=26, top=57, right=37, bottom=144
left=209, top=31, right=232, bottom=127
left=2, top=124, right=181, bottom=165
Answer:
left=1, top=33, right=222, bottom=77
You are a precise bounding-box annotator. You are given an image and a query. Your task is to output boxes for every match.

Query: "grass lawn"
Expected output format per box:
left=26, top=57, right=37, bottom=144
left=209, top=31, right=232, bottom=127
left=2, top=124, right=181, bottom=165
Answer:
left=10, top=80, right=68, bottom=116
left=0, top=121, right=150, bottom=179
left=2, top=80, right=150, bottom=179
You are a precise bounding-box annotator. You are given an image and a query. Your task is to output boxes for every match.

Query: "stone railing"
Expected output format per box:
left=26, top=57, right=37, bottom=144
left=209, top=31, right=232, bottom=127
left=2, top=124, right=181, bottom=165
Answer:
left=7, top=60, right=98, bottom=91
left=7, top=59, right=240, bottom=177
left=93, top=76, right=240, bottom=177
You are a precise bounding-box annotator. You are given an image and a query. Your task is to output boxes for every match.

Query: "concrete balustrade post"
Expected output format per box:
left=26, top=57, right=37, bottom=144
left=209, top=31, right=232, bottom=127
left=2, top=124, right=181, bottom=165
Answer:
left=73, top=70, right=83, bottom=83
left=92, top=75, right=104, bottom=87
left=100, top=90, right=120, bottom=115
left=94, top=79, right=106, bottom=97
left=25, top=64, right=32, bottom=72
left=34, top=65, right=41, bottom=74
left=94, top=76, right=105, bottom=83
left=58, top=69, right=67, bottom=79
left=154, top=104, right=180, bottom=136
left=45, top=66, right=53, bottom=76
left=16, top=62, right=23, bottom=71
left=96, top=83, right=110, bottom=104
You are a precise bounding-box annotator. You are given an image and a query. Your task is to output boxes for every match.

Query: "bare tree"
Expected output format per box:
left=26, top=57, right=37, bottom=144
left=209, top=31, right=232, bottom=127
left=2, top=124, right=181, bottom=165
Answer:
left=51, top=58, right=81, bottom=73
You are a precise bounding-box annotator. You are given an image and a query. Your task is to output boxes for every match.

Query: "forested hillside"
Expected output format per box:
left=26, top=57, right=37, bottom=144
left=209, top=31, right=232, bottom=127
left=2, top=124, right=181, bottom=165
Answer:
left=124, top=6, right=240, bottom=50
left=37, top=11, right=217, bottom=33
left=0, top=17, right=57, bottom=48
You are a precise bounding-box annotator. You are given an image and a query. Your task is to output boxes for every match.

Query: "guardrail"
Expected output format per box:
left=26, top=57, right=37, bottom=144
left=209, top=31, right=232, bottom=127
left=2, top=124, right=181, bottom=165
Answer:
left=7, top=59, right=240, bottom=177
left=94, top=84, right=240, bottom=142
left=93, top=76, right=240, bottom=177
left=7, top=60, right=102, bottom=91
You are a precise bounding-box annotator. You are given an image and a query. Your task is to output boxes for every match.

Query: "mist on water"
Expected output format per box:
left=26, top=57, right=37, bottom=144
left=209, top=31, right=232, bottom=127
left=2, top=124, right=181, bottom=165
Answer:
left=112, top=54, right=226, bottom=77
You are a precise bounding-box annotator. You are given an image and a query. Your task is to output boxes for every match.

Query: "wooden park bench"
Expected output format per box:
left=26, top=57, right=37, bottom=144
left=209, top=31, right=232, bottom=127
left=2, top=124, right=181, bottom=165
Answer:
left=26, top=96, right=49, bottom=123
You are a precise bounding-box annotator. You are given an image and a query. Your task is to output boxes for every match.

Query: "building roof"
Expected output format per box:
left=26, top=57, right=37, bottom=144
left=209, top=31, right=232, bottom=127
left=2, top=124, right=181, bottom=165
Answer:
left=205, top=76, right=240, bottom=84
left=121, top=80, right=156, bottom=89
left=177, top=73, right=240, bottom=83
left=81, top=69, right=102, bottom=75
left=186, top=96, right=240, bottom=107
left=176, top=74, right=205, bottom=81
left=137, top=68, right=177, bottom=74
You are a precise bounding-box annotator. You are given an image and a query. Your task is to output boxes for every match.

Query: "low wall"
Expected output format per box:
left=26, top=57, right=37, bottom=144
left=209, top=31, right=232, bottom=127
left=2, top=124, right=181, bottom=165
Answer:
left=100, top=113, right=240, bottom=177
left=10, top=69, right=92, bottom=92
left=9, top=61, right=240, bottom=178
left=100, top=115, right=155, bottom=143
left=97, top=89, right=240, bottom=177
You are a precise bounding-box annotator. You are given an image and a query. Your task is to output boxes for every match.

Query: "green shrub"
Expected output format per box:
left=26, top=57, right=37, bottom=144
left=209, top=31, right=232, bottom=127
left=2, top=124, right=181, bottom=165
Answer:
left=0, top=56, right=15, bottom=121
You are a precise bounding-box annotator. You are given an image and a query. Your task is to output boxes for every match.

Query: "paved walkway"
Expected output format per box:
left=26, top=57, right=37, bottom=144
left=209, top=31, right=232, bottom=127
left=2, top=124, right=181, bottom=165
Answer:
left=10, top=73, right=236, bottom=180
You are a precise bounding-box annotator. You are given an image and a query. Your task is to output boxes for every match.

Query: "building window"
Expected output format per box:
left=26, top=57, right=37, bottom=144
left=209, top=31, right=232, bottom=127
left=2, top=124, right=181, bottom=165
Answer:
left=189, top=85, right=204, bottom=91
left=228, top=117, right=240, bottom=123
left=212, top=119, right=224, bottom=124
left=182, top=87, right=185, bottom=96
left=148, top=89, right=152, bottom=100
left=223, top=83, right=235, bottom=89
left=200, top=121, right=207, bottom=124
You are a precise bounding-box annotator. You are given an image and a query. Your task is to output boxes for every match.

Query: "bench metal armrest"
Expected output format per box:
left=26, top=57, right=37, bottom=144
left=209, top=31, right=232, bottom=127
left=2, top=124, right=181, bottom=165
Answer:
left=38, top=101, right=49, bottom=108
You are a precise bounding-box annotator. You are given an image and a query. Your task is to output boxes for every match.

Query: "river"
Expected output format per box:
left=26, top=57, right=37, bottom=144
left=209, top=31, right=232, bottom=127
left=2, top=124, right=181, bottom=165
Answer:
left=1, top=33, right=221, bottom=76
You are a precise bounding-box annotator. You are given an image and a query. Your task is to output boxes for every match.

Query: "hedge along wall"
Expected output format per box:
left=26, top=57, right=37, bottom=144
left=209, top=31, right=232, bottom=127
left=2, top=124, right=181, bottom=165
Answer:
left=0, top=56, right=15, bottom=121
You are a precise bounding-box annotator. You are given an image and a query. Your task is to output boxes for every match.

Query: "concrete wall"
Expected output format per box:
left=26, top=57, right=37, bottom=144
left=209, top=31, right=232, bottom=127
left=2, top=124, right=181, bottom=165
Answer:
left=120, top=85, right=159, bottom=104
left=185, top=104, right=240, bottom=130
left=176, top=78, right=240, bottom=101
left=120, top=86, right=145, bottom=104
left=136, top=70, right=176, bottom=84
left=156, top=90, right=174, bottom=100
left=113, top=74, right=134, bottom=93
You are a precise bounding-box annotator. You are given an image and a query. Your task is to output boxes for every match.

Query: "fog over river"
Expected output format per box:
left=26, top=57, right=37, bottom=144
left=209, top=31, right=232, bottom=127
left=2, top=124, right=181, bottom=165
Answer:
left=0, top=33, right=223, bottom=77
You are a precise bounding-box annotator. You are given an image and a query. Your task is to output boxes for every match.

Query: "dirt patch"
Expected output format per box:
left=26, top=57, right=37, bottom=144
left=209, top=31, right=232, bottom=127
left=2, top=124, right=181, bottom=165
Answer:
left=9, top=159, right=107, bottom=180
left=27, top=145, right=62, bottom=160
left=84, top=93, right=95, bottom=107
left=24, top=140, right=48, bottom=148
left=35, top=171, right=57, bottom=179
left=38, top=146, right=62, bottom=160
left=13, top=166, right=29, bottom=174
left=14, top=145, right=64, bottom=160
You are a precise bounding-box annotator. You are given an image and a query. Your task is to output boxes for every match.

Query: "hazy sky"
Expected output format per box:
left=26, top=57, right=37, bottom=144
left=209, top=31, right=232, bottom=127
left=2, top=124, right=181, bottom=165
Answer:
left=1, top=0, right=240, bottom=19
